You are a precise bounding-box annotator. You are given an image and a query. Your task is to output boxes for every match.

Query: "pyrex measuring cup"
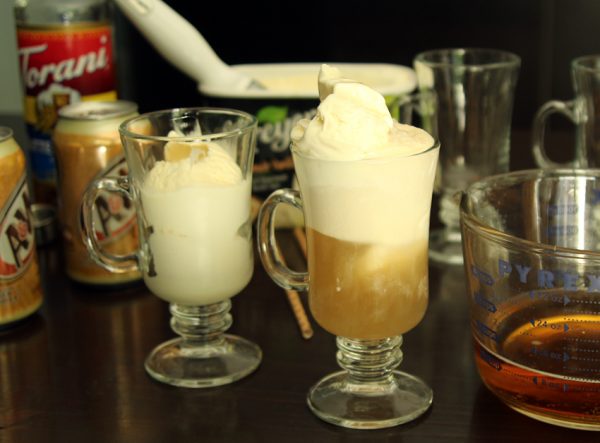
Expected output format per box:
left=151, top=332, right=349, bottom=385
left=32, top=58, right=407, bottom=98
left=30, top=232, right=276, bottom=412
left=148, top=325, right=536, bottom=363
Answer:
left=460, top=169, right=600, bottom=430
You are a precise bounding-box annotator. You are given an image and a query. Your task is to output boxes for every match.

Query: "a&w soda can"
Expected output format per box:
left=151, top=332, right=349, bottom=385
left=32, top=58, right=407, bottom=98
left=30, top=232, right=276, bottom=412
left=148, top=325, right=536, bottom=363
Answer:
left=0, top=127, right=43, bottom=327
left=53, top=101, right=141, bottom=287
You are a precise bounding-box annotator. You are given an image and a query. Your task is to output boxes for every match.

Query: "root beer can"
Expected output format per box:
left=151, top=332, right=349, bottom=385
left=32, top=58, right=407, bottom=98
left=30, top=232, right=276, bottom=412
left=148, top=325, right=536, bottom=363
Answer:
left=0, top=127, right=43, bottom=327
left=53, top=101, right=141, bottom=286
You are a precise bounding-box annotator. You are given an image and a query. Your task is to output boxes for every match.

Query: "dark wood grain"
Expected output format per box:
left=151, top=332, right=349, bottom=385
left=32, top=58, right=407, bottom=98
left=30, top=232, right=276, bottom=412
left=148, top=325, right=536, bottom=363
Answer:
left=0, top=115, right=597, bottom=442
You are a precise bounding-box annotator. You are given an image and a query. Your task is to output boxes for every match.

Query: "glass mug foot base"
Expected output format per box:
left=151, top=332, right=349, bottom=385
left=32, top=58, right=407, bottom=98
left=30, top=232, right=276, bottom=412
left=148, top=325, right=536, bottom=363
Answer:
left=307, top=370, right=433, bottom=429
left=144, top=334, right=262, bottom=388
left=429, top=228, right=464, bottom=265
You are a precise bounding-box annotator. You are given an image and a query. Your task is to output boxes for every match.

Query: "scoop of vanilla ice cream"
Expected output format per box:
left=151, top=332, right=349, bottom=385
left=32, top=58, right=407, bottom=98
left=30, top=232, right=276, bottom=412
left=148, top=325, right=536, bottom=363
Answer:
left=290, top=64, right=438, bottom=245
left=145, top=139, right=242, bottom=191
left=291, top=64, right=433, bottom=160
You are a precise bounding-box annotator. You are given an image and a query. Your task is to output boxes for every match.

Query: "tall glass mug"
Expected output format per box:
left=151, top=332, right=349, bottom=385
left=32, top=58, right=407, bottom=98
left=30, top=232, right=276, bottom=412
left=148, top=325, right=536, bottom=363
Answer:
left=533, top=55, right=600, bottom=168
left=413, top=48, right=520, bottom=265
left=82, top=108, right=261, bottom=388
left=257, top=140, right=439, bottom=429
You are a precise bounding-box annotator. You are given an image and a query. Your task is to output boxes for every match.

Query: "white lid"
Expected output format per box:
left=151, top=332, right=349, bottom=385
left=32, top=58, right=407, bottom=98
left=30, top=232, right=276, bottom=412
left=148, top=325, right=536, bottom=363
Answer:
left=58, top=100, right=138, bottom=121
left=199, top=63, right=416, bottom=99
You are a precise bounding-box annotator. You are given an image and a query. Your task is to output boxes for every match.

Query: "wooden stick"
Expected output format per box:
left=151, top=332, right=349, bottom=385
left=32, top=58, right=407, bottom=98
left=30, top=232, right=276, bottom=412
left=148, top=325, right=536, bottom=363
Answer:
left=283, top=227, right=312, bottom=339
left=285, top=287, right=313, bottom=340
left=293, top=227, right=307, bottom=258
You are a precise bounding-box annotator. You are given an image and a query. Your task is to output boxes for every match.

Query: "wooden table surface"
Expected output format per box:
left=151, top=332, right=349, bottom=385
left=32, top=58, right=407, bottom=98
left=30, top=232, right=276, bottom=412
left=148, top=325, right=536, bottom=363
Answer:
left=1, top=115, right=598, bottom=442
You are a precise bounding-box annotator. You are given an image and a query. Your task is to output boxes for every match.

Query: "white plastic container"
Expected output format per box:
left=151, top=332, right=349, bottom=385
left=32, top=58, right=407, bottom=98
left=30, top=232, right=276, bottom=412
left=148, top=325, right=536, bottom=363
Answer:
left=200, top=62, right=417, bottom=198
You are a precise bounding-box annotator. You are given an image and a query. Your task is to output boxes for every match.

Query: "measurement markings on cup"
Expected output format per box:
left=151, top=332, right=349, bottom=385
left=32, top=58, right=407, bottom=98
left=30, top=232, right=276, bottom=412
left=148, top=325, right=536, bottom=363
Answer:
left=471, top=265, right=494, bottom=286
left=530, top=345, right=570, bottom=363
left=568, top=298, right=600, bottom=305
left=531, top=376, right=570, bottom=393
left=479, top=346, right=502, bottom=371
left=563, top=338, right=600, bottom=375
left=529, top=318, right=570, bottom=332
left=565, top=337, right=600, bottom=345
left=547, top=203, right=579, bottom=216
left=477, top=343, right=547, bottom=387
left=528, top=290, right=572, bottom=306
left=474, top=291, right=497, bottom=313
left=564, top=317, right=600, bottom=325
left=476, top=320, right=498, bottom=342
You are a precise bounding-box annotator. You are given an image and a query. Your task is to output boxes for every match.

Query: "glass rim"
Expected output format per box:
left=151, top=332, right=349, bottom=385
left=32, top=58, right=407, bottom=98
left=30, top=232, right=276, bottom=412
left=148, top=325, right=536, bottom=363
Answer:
left=0, top=126, right=13, bottom=143
left=119, top=107, right=257, bottom=142
left=58, top=100, right=138, bottom=121
left=572, top=54, right=600, bottom=73
left=414, top=48, right=521, bottom=70
left=290, top=139, right=440, bottom=163
left=460, top=168, right=600, bottom=259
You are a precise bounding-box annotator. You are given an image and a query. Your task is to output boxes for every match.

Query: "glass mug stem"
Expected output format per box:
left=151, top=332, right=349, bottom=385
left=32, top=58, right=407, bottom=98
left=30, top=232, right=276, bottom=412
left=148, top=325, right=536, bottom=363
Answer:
left=145, top=299, right=261, bottom=388
left=170, top=301, right=232, bottom=347
left=336, top=336, right=403, bottom=384
left=81, top=176, right=139, bottom=273
left=256, top=188, right=308, bottom=291
left=308, top=333, right=432, bottom=429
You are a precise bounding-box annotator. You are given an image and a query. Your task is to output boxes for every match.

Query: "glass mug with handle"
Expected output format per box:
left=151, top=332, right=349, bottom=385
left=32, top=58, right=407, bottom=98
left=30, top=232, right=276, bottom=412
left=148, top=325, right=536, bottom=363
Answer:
left=257, top=137, right=439, bottom=429
left=533, top=55, right=600, bottom=168
left=81, top=107, right=261, bottom=388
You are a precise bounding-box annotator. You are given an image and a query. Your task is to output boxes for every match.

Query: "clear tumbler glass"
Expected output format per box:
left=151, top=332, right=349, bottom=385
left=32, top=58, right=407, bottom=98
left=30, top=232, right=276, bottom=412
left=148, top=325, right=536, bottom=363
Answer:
left=414, top=48, right=520, bottom=265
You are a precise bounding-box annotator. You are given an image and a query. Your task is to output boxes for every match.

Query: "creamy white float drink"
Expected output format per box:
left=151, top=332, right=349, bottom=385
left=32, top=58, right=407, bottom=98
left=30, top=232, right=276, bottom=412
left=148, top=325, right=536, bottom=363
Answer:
left=141, top=135, right=253, bottom=306
left=291, top=65, right=438, bottom=339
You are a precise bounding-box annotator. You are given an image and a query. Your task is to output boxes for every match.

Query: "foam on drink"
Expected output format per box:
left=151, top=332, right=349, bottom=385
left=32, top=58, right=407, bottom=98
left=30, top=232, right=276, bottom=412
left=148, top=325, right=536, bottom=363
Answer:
left=141, top=135, right=252, bottom=306
left=292, top=65, right=438, bottom=339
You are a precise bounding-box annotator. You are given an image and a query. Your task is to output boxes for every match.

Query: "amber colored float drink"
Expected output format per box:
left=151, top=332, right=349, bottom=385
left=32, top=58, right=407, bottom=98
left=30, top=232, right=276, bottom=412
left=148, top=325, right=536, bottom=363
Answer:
left=307, top=228, right=428, bottom=339
left=257, top=139, right=440, bottom=429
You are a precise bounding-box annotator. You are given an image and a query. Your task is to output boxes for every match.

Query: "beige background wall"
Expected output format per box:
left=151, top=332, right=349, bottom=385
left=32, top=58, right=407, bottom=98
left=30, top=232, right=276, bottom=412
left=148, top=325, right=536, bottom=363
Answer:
left=0, top=1, right=23, bottom=115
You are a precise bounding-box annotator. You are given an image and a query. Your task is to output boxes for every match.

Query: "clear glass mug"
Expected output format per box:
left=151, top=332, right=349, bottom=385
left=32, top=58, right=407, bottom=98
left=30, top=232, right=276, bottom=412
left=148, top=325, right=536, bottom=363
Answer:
left=81, top=107, right=261, bottom=388
left=257, top=140, right=440, bottom=429
left=533, top=55, right=600, bottom=168
left=413, top=48, right=521, bottom=265
left=460, top=168, right=600, bottom=430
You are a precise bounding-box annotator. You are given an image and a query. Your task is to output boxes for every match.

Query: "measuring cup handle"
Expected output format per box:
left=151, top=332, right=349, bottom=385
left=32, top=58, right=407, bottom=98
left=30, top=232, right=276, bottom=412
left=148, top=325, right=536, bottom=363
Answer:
left=257, top=189, right=308, bottom=292
left=532, top=99, right=578, bottom=168
left=81, top=176, right=140, bottom=274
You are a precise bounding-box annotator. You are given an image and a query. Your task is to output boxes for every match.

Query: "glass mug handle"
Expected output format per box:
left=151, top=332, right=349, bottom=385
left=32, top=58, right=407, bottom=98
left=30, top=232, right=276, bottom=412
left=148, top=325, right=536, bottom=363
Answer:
left=532, top=99, right=578, bottom=168
left=81, top=176, right=139, bottom=273
left=257, top=189, right=308, bottom=292
left=397, top=91, right=438, bottom=138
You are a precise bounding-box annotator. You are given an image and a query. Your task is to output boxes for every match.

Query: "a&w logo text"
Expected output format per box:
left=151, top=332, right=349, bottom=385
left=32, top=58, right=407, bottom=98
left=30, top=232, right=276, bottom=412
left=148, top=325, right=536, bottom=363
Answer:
left=0, top=177, right=35, bottom=280
left=89, top=156, right=136, bottom=244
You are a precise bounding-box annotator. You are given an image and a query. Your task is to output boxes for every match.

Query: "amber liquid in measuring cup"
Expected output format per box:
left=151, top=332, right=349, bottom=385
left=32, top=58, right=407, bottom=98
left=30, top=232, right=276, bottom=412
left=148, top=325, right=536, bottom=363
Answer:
left=474, top=291, right=600, bottom=429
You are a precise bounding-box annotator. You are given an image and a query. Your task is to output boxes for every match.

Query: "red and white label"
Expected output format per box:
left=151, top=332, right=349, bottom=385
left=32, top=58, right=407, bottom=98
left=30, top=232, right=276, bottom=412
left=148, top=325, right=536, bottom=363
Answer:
left=0, top=177, right=35, bottom=280
left=17, top=24, right=116, bottom=98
